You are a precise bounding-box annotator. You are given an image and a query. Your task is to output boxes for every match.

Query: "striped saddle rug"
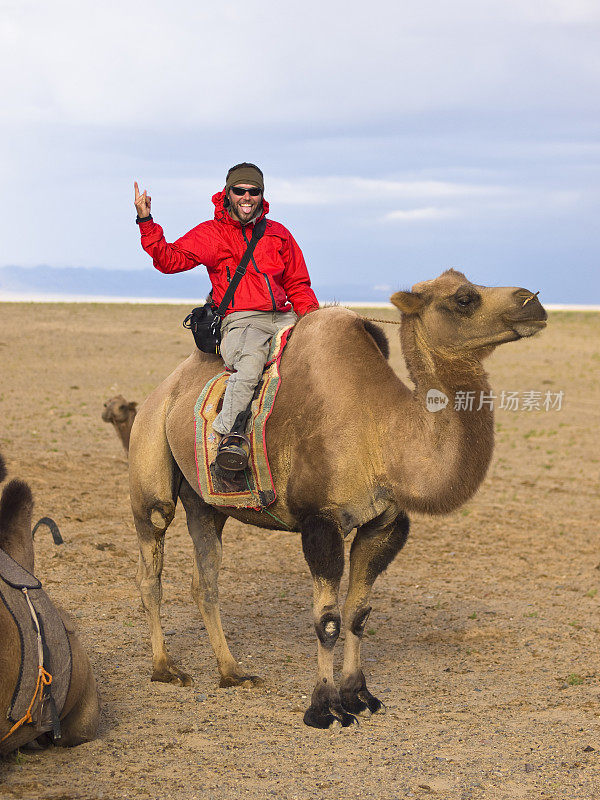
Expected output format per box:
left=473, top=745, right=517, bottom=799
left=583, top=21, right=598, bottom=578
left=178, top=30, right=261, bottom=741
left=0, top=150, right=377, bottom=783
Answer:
left=193, top=325, right=293, bottom=510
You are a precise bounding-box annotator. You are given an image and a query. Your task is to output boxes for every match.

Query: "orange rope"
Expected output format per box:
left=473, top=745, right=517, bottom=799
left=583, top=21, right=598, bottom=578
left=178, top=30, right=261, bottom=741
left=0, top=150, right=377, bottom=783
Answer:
left=0, top=666, right=52, bottom=744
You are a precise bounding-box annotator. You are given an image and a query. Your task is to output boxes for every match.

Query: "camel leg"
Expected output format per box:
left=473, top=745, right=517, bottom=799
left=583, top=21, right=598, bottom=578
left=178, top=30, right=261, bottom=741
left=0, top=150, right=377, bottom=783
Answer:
left=179, top=479, right=262, bottom=688
left=57, top=662, right=100, bottom=747
left=129, top=417, right=191, bottom=686
left=341, top=510, right=409, bottom=716
left=300, top=514, right=356, bottom=729
left=134, top=514, right=194, bottom=685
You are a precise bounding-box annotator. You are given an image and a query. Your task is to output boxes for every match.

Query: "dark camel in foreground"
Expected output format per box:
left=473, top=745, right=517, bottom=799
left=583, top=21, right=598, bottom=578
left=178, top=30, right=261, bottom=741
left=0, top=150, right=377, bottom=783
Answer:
left=0, top=455, right=99, bottom=754
left=128, top=270, right=547, bottom=728
left=102, top=395, right=137, bottom=453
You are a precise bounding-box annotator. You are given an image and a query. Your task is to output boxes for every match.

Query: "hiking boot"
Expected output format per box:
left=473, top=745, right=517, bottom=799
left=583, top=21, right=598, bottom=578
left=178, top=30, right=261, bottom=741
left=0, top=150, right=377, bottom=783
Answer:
left=215, top=432, right=250, bottom=472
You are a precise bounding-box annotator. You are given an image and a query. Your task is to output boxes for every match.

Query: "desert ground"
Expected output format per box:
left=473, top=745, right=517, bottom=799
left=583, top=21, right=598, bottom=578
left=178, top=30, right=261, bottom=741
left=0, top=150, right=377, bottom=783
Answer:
left=0, top=301, right=599, bottom=800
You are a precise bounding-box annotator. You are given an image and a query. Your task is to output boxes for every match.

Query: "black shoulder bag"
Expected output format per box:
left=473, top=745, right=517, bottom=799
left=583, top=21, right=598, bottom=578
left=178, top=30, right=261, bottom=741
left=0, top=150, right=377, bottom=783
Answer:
left=183, top=218, right=267, bottom=355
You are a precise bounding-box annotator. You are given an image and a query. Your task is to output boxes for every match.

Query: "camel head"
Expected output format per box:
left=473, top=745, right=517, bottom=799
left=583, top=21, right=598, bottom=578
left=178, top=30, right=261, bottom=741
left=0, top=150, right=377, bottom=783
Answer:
left=391, top=269, right=547, bottom=359
left=102, top=396, right=137, bottom=425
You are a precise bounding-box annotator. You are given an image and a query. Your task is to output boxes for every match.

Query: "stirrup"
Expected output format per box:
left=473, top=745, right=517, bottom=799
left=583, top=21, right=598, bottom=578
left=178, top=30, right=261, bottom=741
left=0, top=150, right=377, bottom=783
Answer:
left=215, top=432, right=251, bottom=471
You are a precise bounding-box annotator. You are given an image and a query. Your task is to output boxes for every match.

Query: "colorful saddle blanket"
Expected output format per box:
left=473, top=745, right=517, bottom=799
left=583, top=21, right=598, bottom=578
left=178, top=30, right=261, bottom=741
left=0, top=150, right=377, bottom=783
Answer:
left=193, top=325, right=293, bottom=509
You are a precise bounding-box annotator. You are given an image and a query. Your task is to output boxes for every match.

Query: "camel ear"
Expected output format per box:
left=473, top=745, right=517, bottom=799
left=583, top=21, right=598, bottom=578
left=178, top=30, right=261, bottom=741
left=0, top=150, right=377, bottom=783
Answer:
left=128, top=402, right=137, bottom=412
left=391, top=291, right=425, bottom=315
left=0, top=453, right=6, bottom=484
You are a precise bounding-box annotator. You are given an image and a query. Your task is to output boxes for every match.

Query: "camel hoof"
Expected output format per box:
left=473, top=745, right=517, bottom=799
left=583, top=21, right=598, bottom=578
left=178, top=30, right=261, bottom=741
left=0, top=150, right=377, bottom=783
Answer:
left=151, top=665, right=193, bottom=687
left=219, top=674, right=263, bottom=688
left=342, top=693, right=384, bottom=717
left=303, top=705, right=358, bottom=729
left=358, top=690, right=386, bottom=715
left=340, top=673, right=385, bottom=717
left=303, top=682, right=359, bottom=729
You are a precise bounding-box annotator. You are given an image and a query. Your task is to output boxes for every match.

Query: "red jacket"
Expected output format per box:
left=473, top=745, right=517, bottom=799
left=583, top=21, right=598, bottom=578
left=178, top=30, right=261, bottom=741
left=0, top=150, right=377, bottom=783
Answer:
left=138, top=189, right=319, bottom=316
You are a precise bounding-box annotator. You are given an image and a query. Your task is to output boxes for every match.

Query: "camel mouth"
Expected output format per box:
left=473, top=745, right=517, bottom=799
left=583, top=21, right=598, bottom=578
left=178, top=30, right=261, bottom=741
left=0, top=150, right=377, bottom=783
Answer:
left=509, top=319, right=547, bottom=338
left=102, top=409, right=127, bottom=423
left=502, top=300, right=547, bottom=339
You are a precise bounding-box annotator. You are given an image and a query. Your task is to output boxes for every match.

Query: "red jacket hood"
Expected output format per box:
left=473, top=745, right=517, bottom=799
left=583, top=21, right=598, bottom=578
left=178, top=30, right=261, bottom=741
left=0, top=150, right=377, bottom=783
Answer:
left=211, top=188, right=270, bottom=227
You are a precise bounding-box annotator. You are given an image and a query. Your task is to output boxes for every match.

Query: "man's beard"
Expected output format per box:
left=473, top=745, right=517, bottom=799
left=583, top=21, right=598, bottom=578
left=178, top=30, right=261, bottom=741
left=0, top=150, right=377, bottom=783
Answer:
left=228, top=197, right=263, bottom=224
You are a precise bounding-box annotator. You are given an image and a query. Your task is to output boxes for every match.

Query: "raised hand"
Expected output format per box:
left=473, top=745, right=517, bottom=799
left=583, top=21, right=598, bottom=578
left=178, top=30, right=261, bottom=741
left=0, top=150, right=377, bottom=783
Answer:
left=134, top=181, right=152, bottom=218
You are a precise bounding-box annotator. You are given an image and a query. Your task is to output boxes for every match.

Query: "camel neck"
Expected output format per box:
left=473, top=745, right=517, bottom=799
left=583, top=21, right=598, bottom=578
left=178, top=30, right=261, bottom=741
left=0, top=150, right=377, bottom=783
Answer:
left=381, top=317, right=495, bottom=515
left=116, top=420, right=133, bottom=451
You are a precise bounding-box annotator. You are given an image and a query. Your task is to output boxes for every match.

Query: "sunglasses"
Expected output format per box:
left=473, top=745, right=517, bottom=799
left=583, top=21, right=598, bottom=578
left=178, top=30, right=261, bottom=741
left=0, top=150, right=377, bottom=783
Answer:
left=229, top=186, right=262, bottom=197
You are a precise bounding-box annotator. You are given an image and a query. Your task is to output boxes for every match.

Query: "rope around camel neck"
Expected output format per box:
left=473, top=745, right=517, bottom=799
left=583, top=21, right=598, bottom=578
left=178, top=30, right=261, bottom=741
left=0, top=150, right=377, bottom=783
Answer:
left=360, top=315, right=402, bottom=325
left=339, top=306, right=402, bottom=326
left=352, top=290, right=539, bottom=325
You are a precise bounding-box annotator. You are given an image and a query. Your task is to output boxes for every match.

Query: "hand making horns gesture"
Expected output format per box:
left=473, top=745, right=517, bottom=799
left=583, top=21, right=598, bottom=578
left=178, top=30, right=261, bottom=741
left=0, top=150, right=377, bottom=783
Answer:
left=134, top=181, right=151, bottom=218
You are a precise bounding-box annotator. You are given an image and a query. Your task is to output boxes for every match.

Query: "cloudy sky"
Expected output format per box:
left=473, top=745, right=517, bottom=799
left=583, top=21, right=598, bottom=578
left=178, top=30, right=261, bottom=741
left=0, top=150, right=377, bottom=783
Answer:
left=1, top=0, right=598, bottom=301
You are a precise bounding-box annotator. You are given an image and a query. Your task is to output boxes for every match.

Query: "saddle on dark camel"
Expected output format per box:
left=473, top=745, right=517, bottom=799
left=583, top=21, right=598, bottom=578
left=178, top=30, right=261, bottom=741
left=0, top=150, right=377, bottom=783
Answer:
left=0, top=549, right=72, bottom=744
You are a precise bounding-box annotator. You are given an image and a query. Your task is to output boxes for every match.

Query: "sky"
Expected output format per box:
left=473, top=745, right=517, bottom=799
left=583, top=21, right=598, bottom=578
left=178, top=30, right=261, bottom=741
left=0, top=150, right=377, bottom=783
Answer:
left=1, top=0, right=599, bottom=302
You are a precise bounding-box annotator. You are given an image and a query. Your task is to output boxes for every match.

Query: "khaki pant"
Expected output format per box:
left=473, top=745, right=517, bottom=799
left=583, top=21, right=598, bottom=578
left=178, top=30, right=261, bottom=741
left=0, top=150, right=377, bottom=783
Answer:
left=212, top=310, right=297, bottom=435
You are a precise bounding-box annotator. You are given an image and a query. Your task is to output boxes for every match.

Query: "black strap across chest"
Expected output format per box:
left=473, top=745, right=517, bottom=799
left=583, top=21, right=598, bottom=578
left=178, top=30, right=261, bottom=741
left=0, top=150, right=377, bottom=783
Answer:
left=215, top=218, right=267, bottom=317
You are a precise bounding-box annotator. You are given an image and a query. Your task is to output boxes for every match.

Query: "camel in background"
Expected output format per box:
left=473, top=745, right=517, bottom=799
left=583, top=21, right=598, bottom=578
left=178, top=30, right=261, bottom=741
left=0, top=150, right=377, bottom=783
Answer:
left=102, top=396, right=137, bottom=453
left=0, top=454, right=99, bottom=754
left=128, top=270, right=547, bottom=728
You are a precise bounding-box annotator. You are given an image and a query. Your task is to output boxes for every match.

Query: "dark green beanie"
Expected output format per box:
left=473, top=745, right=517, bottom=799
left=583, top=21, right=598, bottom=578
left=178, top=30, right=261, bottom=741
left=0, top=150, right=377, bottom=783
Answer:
left=225, top=163, right=264, bottom=193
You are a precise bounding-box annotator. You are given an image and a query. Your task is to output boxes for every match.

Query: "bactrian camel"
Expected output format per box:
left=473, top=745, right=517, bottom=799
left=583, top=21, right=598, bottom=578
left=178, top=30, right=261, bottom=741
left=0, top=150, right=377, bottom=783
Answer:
left=0, top=454, right=100, bottom=753
left=102, top=395, right=137, bottom=453
left=128, top=269, right=547, bottom=728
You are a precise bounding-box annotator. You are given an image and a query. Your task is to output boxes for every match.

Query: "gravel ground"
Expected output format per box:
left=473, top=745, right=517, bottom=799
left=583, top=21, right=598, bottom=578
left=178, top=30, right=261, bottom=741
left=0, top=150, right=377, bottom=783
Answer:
left=0, top=303, right=598, bottom=800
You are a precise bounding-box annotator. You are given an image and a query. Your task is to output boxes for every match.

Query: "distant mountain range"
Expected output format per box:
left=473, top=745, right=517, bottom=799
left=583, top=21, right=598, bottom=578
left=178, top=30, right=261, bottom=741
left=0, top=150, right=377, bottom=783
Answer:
left=0, top=265, right=394, bottom=304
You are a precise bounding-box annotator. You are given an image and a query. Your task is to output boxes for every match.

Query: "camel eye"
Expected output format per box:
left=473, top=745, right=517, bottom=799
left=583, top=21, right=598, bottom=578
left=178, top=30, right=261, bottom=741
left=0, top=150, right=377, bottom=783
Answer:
left=451, top=290, right=481, bottom=314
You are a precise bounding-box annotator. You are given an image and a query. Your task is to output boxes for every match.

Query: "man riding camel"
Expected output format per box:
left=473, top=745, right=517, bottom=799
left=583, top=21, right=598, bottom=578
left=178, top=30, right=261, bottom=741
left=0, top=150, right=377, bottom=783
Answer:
left=134, top=162, right=319, bottom=473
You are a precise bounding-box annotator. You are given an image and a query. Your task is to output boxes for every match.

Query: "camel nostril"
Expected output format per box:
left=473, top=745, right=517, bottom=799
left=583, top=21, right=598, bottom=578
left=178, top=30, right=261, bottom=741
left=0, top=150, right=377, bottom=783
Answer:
left=508, top=289, right=547, bottom=324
